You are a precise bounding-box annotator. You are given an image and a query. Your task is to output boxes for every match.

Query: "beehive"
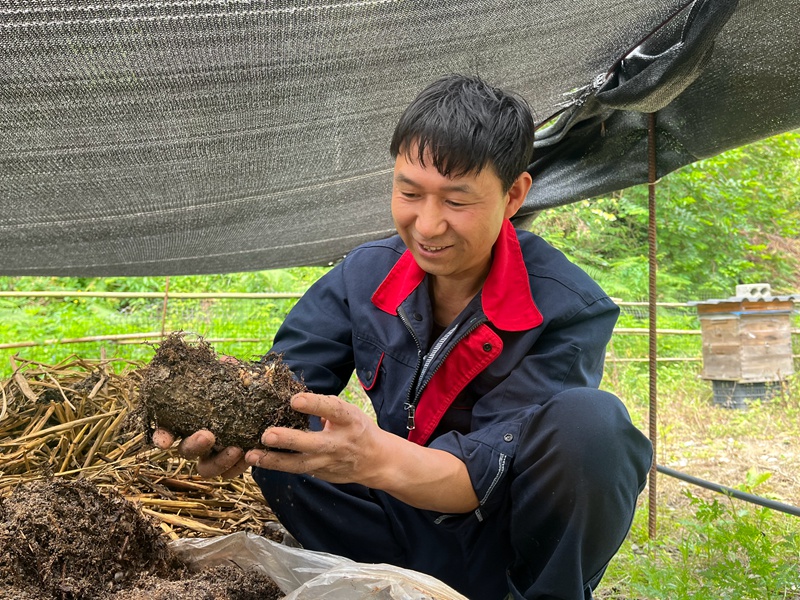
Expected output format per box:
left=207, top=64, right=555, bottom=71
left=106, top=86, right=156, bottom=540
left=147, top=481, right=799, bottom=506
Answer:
left=693, top=284, right=796, bottom=383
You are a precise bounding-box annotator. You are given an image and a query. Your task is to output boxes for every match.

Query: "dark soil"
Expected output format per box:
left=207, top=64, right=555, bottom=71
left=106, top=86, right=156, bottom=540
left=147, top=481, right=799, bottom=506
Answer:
left=0, top=479, right=282, bottom=600
left=137, top=333, right=308, bottom=450
left=106, top=566, right=282, bottom=600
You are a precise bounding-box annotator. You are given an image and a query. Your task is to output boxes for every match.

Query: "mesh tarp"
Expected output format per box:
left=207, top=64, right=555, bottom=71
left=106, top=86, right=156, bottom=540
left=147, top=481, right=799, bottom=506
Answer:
left=1, top=0, right=798, bottom=276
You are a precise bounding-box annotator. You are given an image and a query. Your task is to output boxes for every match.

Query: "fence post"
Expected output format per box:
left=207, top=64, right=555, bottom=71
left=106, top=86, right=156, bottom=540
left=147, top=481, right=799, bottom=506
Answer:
left=161, top=277, right=170, bottom=340
left=647, top=111, right=659, bottom=539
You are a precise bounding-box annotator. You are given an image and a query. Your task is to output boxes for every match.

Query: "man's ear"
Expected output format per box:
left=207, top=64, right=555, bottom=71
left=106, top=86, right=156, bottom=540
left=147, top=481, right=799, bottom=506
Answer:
left=504, top=172, right=532, bottom=219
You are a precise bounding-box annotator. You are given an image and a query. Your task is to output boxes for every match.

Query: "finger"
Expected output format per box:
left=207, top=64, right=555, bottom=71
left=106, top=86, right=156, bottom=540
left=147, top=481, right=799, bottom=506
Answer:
left=260, top=427, right=332, bottom=455
left=176, top=429, right=216, bottom=459
left=291, top=393, right=353, bottom=424
left=245, top=448, right=322, bottom=474
left=151, top=428, right=175, bottom=449
left=219, top=456, right=249, bottom=479
left=244, top=448, right=265, bottom=467
left=197, top=446, right=245, bottom=478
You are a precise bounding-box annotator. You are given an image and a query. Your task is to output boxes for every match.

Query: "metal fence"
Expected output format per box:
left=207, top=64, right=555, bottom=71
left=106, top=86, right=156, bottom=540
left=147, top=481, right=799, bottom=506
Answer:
left=1, top=292, right=798, bottom=370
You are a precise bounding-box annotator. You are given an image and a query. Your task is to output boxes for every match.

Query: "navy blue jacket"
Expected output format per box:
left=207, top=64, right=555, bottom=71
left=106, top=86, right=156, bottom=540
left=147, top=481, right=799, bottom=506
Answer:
left=270, top=219, right=618, bottom=520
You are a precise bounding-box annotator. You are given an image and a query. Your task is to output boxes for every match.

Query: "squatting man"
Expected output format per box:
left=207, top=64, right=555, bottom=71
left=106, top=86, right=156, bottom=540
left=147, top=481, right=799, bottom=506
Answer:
left=154, top=74, right=653, bottom=600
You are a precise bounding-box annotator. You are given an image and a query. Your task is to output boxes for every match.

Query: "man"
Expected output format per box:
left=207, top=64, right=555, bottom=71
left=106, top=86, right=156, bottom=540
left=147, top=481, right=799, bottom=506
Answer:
left=155, top=74, right=652, bottom=599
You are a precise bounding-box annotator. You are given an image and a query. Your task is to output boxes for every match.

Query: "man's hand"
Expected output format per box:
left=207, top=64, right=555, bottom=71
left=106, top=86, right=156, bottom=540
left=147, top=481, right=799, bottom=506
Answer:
left=151, top=428, right=248, bottom=479
left=245, top=392, right=480, bottom=514
left=153, top=391, right=479, bottom=513
left=244, top=392, right=387, bottom=485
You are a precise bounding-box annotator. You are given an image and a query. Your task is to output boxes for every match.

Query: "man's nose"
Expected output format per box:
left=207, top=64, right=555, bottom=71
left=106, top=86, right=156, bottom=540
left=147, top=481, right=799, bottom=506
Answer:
left=415, top=199, right=447, bottom=238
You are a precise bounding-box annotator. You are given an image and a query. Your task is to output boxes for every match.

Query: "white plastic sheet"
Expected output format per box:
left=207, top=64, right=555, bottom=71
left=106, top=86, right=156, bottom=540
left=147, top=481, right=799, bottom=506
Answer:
left=170, top=531, right=469, bottom=600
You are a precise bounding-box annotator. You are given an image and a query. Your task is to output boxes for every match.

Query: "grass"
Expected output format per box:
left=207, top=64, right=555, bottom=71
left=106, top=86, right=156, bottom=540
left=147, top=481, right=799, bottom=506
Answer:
left=597, top=359, right=800, bottom=600
left=0, top=268, right=328, bottom=377
left=600, top=490, right=800, bottom=600
left=0, top=294, right=296, bottom=375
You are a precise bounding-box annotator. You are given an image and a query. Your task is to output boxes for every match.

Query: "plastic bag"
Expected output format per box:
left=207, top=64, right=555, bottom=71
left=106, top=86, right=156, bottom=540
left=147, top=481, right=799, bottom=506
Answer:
left=170, top=531, right=468, bottom=600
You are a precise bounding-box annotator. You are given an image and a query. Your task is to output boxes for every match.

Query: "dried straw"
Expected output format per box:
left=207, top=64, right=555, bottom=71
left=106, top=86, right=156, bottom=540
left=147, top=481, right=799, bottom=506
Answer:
left=0, top=356, right=279, bottom=539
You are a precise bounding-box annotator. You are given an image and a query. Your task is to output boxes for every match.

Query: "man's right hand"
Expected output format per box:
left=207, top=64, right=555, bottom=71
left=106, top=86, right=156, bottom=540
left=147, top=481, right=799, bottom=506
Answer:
left=151, top=428, right=248, bottom=479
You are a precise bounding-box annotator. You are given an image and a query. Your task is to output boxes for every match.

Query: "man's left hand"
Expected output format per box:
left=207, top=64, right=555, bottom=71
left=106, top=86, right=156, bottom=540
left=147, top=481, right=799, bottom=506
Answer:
left=244, top=392, right=387, bottom=486
left=245, top=391, right=480, bottom=513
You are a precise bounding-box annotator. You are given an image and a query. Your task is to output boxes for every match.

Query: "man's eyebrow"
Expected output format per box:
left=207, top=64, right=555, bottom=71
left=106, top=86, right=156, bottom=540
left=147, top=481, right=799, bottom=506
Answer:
left=393, top=173, right=474, bottom=194
left=393, top=173, right=418, bottom=186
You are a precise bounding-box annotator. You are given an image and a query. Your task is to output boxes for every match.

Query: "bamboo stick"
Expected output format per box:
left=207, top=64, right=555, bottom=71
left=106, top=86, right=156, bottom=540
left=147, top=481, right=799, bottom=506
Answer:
left=0, top=332, right=163, bottom=350
left=605, top=356, right=702, bottom=363
left=6, top=411, right=120, bottom=447
left=59, top=422, right=92, bottom=473
left=44, top=372, right=77, bottom=412
left=11, top=369, right=38, bottom=403
left=140, top=508, right=227, bottom=535
left=116, top=337, right=270, bottom=345
left=21, top=405, right=56, bottom=438
left=0, top=291, right=304, bottom=300
left=88, top=374, right=107, bottom=400
left=127, top=497, right=215, bottom=510
left=613, top=327, right=701, bottom=335
left=0, top=384, right=7, bottom=422
left=83, top=413, right=119, bottom=467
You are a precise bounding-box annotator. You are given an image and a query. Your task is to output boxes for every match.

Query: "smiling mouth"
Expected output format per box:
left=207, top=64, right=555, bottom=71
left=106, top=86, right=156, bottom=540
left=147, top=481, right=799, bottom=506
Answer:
left=420, top=244, right=449, bottom=252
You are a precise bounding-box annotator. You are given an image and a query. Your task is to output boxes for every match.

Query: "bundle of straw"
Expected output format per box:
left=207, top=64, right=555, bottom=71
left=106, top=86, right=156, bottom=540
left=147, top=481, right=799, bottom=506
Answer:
left=0, top=355, right=278, bottom=541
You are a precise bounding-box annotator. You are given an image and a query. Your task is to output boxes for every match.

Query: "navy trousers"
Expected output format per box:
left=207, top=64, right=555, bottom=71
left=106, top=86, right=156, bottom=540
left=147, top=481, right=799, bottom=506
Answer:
left=252, top=388, right=653, bottom=600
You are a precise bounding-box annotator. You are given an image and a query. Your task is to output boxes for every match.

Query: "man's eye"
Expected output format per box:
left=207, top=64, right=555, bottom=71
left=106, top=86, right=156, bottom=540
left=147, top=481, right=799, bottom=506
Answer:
left=401, top=191, right=419, bottom=199
left=446, top=200, right=466, bottom=207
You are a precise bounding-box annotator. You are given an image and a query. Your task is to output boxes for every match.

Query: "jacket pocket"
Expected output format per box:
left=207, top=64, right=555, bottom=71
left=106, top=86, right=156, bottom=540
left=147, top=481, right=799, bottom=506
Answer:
left=353, top=336, right=387, bottom=416
left=357, top=350, right=384, bottom=391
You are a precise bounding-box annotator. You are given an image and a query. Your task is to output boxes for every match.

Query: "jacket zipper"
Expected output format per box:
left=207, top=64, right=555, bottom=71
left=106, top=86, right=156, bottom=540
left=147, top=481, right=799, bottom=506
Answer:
left=399, top=307, right=489, bottom=432
left=397, top=307, right=488, bottom=431
left=398, top=306, right=423, bottom=431
left=417, top=323, right=459, bottom=385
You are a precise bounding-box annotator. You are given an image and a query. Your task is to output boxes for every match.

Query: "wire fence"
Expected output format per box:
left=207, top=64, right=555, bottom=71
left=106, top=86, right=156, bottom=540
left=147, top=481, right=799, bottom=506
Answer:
left=1, top=292, right=798, bottom=375
left=0, top=291, right=304, bottom=374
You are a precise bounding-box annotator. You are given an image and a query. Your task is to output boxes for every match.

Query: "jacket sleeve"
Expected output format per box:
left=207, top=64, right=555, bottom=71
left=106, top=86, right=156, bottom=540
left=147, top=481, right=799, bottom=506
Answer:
left=428, top=295, right=619, bottom=520
left=269, top=262, right=355, bottom=396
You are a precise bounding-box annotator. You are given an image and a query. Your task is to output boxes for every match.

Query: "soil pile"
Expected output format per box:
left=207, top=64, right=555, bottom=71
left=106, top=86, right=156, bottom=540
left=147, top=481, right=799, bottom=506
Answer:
left=137, top=333, right=307, bottom=450
left=0, top=478, right=282, bottom=600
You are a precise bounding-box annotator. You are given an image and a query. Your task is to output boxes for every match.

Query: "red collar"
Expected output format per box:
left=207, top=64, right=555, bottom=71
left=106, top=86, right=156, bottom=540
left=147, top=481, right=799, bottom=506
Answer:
left=371, top=220, right=542, bottom=331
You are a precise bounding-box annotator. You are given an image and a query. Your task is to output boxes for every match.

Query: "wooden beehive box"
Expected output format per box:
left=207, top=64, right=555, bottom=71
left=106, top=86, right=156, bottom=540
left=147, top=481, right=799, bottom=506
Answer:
left=696, top=299, right=795, bottom=382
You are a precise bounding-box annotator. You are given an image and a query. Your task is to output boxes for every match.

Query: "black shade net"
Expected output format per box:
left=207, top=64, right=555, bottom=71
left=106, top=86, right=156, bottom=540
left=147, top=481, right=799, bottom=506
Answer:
left=1, top=0, right=798, bottom=276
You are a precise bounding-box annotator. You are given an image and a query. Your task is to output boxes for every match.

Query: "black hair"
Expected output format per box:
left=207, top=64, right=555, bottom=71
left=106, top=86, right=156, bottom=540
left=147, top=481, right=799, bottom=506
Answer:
left=389, top=74, right=535, bottom=192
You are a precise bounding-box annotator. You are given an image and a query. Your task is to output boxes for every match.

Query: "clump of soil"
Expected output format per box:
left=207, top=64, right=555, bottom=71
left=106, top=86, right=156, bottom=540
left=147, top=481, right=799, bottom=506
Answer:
left=137, top=333, right=308, bottom=450
left=0, top=479, right=282, bottom=600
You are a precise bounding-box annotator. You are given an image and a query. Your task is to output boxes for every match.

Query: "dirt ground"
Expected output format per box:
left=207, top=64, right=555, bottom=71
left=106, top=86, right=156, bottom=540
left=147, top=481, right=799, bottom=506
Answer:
left=646, top=385, right=800, bottom=511
left=0, top=479, right=282, bottom=600
left=0, top=343, right=309, bottom=600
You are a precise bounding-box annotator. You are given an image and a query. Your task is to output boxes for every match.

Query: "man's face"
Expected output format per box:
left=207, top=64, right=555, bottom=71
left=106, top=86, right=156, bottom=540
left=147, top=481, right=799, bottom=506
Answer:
left=391, top=148, right=528, bottom=286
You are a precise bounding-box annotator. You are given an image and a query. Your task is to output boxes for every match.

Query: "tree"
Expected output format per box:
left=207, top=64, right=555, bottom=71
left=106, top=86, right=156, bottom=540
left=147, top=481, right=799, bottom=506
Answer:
left=534, top=131, right=800, bottom=300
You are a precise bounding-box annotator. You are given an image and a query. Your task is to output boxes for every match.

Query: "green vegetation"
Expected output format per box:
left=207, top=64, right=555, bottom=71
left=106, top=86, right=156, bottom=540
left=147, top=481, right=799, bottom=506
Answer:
left=1, top=131, right=798, bottom=598
left=597, top=355, right=800, bottom=600
left=597, top=267, right=800, bottom=598
left=602, top=487, right=800, bottom=600
left=0, top=267, right=329, bottom=374
left=534, top=131, right=800, bottom=300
